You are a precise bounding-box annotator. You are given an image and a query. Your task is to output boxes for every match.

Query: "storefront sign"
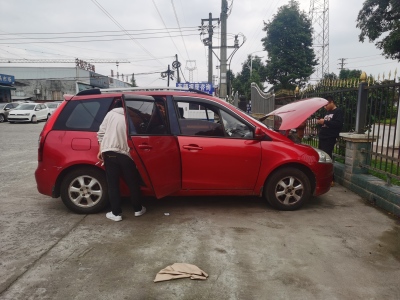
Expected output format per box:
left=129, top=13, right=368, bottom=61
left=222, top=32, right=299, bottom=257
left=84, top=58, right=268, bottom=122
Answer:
left=0, top=74, right=15, bottom=85
left=176, top=82, right=214, bottom=95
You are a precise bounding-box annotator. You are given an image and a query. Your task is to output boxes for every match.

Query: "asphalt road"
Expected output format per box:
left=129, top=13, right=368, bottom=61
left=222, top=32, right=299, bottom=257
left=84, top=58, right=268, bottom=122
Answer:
left=0, top=121, right=399, bottom=300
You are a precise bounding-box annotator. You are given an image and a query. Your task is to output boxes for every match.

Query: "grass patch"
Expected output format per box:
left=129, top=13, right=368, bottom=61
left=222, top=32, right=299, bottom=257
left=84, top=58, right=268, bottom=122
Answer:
left=382, top=118, right=397, bottom=125
left=369, top=159, right=400, bottom=186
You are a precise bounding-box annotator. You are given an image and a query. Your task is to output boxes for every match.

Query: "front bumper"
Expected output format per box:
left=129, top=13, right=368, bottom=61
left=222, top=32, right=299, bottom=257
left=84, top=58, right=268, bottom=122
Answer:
left=313, top=163, right=333, bottom=196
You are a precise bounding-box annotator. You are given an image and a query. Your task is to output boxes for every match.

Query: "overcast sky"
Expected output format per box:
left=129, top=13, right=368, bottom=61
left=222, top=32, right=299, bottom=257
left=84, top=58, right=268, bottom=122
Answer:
left=1, top=0, right=399, bottom=88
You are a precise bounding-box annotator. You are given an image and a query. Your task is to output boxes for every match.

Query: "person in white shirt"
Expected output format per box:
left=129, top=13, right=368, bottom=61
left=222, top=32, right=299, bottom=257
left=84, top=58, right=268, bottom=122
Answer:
left=97, top=101, right=146, bottom=222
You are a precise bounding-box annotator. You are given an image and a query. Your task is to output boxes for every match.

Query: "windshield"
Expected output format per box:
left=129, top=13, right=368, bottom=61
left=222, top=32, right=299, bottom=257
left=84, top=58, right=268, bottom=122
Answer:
left=0, top=103, right=6, bottom=109
left=15, top=104, right=36, bottom=110
left=223, top=101, right=273, bottom=130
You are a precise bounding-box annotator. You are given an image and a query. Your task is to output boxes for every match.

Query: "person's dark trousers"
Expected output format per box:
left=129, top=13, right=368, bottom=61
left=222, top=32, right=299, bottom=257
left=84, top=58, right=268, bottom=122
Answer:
left=318, top=138, right=337, bottom=160
left=103, top=151, right=142, bottom=216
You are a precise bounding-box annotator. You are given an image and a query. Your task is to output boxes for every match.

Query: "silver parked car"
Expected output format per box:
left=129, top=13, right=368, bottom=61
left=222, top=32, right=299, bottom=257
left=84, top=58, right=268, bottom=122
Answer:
left=0, top=102, right=20, bottom=123
left=45, top=102, right=62, bottom=115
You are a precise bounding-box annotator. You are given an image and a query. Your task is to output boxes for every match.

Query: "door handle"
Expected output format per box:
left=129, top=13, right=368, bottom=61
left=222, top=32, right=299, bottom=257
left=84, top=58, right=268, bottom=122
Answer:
left=138, top=144, right=152, bottom=150
left=182, top=145, right=203, bottom=151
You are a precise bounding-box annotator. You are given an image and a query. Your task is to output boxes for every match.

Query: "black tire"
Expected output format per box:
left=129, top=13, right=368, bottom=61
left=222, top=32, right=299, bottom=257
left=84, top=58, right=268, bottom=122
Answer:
left=60, top=168, right=109, bottom=214
left=265, top=167, right=311, bottom=211
left=31, top=115, right=38, bottom=123
left=0, top=114, right=5, bottom=123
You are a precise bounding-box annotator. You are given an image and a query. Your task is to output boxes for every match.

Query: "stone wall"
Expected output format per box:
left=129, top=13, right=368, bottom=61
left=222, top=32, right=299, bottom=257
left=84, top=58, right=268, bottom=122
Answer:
left=335, top=133, right=400, bottom=217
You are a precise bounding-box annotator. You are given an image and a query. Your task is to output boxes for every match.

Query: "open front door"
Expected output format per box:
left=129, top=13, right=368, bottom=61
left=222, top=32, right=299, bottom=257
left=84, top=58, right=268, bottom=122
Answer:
left=123, top=95, right=181, bottom=198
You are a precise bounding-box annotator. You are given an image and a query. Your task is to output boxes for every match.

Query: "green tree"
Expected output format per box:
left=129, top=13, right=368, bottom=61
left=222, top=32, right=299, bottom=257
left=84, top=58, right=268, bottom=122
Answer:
left=356, top=0, right=400, bottom=60
left=324, top=72, right=338, bottom=80
left=339, top=69, right=362, bottom=80
left=261, top=0, right=317, bottom=90
left=227, top=69, right=235, bottom=97
left=130, top=74, right=137, bottom=87
left=231, top=55, right=265, bottom=100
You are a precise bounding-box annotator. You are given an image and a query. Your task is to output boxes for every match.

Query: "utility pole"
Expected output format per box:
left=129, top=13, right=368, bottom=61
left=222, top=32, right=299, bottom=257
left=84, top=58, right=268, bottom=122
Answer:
left=219, top=0, right=228, bottom=99
left=338, top=58, right=347, bottom=71
left=201, top=13, right=220, bottom=84
left=161, top=65, right=174, bottom=87
left=173, top=54, right=181, bottom=83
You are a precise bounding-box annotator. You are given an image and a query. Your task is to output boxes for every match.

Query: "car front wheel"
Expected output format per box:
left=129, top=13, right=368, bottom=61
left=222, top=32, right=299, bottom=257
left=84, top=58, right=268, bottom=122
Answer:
left=265, top=168, right=311, bottom=211
left=31, top=115, right=37, bottom=123
left=60, top=168, right=109, bottom=214
left=0, top=114, right=5, bottom=123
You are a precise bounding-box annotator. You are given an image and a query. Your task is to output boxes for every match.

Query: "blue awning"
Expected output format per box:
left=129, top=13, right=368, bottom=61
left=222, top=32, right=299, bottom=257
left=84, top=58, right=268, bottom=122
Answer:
left=0, top=84, right=16, bottom=90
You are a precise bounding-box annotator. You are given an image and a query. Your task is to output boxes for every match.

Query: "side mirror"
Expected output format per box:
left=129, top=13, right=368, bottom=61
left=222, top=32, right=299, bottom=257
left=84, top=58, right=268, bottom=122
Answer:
left=4, top=107, right=10, bottom=111
left=254, top=127, right=266, bottom=140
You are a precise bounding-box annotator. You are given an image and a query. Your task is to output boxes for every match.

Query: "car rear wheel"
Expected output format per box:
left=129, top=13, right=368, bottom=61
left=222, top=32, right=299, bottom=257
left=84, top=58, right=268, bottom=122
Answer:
left=265, top=168, right=311, bottom=211
left=31, top=115, right=37, bottom=123
left=0, top=114, right=5, bottom=123
left=60, top=168, right=109, bottom=214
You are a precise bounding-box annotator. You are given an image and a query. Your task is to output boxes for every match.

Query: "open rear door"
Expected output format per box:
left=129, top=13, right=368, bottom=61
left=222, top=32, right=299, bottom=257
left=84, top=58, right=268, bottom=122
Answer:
left=123, top=94, right=181, bottom=198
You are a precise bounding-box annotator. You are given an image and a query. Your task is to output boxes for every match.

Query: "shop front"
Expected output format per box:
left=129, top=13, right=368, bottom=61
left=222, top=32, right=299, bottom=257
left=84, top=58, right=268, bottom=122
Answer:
left=0, top=73, right=16, bottom=102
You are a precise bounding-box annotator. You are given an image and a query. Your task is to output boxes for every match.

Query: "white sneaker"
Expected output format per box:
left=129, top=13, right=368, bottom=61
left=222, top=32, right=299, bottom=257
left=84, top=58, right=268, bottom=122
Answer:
left=106, top=212, right=122, bottom=222
left=134, top=206, right=146, bottom=217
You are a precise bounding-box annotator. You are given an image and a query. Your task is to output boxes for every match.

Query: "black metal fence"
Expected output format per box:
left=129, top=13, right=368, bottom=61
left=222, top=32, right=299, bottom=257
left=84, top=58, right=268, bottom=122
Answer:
left=300, top=77, right=400, bottom=185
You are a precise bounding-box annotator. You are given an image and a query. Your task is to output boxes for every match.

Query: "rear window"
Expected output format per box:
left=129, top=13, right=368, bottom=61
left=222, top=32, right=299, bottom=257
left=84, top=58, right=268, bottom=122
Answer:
left=53, top=98, right=113, bottom=131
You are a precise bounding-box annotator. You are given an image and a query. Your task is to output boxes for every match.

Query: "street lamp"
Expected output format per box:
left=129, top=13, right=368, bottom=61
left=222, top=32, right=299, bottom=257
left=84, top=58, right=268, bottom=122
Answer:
left=247, top=50, right=264, bottom=77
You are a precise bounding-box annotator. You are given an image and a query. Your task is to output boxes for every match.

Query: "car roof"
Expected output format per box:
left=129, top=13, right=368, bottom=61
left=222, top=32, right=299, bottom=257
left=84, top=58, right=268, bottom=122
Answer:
left=64, top=87, right=223, bottom=104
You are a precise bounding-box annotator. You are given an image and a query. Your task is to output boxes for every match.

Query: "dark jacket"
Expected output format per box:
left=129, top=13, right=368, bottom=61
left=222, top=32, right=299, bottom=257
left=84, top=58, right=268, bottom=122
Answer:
left=318, top=107, right=344, bottom=139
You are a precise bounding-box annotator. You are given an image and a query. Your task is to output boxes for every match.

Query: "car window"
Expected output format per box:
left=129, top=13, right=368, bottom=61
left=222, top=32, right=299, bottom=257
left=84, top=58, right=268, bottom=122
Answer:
left=53, top=98, right=113, bottom=131
left=175, top=100, right=253, bottom=139
left=125, top=99, right=169, bottom=135
left=176, top=101, right=224, bottom=137
left=16, top=104, right=35, bottom=110
left=219, top=110, right=253, bottom=138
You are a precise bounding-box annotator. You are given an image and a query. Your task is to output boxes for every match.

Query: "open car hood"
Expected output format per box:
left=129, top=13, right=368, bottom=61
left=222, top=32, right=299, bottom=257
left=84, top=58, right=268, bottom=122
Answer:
left=260, top=97, right=328, bottom=131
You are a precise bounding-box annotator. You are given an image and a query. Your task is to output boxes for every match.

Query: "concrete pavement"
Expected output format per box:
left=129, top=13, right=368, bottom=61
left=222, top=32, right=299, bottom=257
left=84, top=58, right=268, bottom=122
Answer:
left=0, top=122, right=399, bottom=300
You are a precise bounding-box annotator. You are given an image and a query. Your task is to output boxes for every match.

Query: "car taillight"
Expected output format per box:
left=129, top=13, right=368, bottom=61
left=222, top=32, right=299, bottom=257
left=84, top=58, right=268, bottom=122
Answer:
left=38, top=133, right=44, bottom=161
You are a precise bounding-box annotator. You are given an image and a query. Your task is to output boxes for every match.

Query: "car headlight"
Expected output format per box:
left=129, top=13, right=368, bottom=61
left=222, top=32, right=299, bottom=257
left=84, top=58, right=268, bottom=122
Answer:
left=314, top=148, right=332, bottom=163
left=23, top=113, right=31, bottom=116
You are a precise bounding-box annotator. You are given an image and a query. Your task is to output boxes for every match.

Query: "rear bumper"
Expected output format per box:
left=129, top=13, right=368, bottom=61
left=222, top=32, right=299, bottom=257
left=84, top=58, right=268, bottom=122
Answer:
left=35, top=166, right=57, bottom=197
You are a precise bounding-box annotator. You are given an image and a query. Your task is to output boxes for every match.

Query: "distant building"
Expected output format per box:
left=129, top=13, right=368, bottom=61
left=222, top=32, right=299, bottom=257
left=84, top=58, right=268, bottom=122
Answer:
left=0, top=67, right=131, bottom=102
left=0, top=73, right=16, bottom=102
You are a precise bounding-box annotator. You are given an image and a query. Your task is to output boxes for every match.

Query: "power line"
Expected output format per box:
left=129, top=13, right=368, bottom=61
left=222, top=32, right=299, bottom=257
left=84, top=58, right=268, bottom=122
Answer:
left=0, top=33, right=199, bottom=44
left=0, top=26, right=199, bottom=36
left=90, top=0, right=163, bottom=67
left=2, top=29, right=200, bottom=40
left=151, top=0, right=184, bottom=60
left=171, top=0, right=191, bottom=61
left=0, top=57, right=174, bottom=64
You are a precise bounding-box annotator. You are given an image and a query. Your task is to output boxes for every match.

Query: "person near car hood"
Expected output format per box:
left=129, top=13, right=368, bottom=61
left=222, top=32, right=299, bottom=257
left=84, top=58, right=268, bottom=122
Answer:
left=97, top=105, right=146, bottom=222
left=316, top=96, right=344, bottom=185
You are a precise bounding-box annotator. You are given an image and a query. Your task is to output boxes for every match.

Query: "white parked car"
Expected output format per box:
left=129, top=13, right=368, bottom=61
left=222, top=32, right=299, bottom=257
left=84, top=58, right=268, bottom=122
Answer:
left=46, top=102, right=62, bottom=115
left=8, top=103, right=51, bottom=123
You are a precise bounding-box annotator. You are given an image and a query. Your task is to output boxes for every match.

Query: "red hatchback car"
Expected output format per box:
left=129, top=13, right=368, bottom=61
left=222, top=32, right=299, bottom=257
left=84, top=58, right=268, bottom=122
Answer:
left=35, top=88, right=332, bottom=213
